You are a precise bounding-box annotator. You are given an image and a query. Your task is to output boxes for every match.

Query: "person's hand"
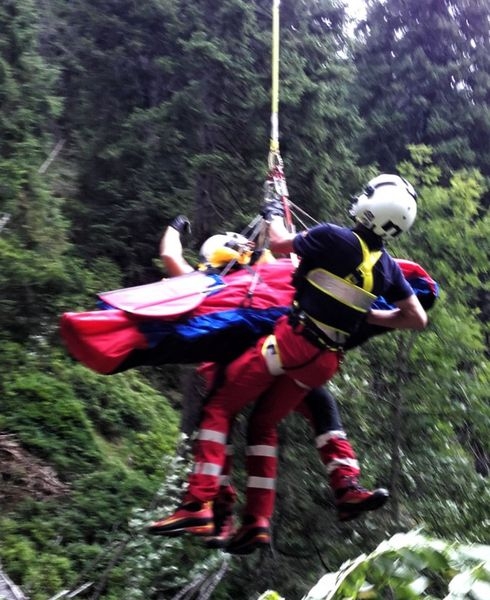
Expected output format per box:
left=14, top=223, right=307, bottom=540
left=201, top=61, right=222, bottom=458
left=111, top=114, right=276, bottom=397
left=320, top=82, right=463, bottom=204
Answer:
left=169, top=215, right=191, bottom=235
left=261, top=199, right=284, bottom=221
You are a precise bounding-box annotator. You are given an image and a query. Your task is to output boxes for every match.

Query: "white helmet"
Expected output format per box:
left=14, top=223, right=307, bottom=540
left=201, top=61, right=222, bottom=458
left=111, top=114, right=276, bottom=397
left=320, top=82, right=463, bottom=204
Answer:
left=349, top=174, right=417, bottom=240
left=199, top=232, right=251, bottom=268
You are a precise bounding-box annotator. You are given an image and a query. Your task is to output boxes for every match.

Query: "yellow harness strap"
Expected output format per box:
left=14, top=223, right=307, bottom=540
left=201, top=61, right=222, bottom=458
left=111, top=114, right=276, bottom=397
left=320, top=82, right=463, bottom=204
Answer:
left=350, top=233, right=382, bottom=293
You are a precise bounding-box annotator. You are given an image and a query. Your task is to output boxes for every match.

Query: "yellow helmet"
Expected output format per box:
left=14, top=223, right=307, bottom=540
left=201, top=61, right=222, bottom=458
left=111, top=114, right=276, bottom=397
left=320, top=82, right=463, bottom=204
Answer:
left=199, top=232, right=252, bottom=269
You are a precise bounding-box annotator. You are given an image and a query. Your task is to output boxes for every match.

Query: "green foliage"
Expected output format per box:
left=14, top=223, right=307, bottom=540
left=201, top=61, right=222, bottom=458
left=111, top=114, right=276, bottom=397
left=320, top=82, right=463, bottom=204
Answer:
left=62, top=365, right=180, bottom=477
left=2, top=371, right=101, bottom=474
left=49, top=0, right=363, bottom=284
left=0, top=523, right=38, bottom=580
left=0, top=236, right=125, bottom=347
left=120, top=441, right=231, bottom=599
left=0, top=515, right=77, bottom=600
left=353, top=0, right=490, bottom=176
left=302, top=531, right=490, bottom=600
left=0, top=0, right=62, bottom=242
left=23, top=554, right=73, bottom=600
left=0, top=342, right=180, bottom=598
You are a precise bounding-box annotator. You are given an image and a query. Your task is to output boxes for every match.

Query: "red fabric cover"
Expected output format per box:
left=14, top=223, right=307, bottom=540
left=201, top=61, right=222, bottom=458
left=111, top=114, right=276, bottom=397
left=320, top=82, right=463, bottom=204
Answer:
left=395, top=259, right=437, bottom=292
left=60, top=259, right=296, bottom=374
left=60, top=310, right=148, bottom=374
left=192, top=259, right=295, bottom=315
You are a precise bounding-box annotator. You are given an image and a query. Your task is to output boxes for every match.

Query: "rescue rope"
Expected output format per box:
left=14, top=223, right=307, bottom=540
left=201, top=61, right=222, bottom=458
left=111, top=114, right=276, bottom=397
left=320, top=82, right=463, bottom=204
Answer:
left=228, top=0, right=322, bottom=278
left=265, top=0, right=294, bottom=234
left=270, top=0, right=280, bottom=159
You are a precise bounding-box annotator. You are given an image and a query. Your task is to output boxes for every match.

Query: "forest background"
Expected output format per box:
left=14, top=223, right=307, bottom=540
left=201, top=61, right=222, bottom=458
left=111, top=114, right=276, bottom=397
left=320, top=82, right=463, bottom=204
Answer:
left=0, top=0, right=488, bottom=598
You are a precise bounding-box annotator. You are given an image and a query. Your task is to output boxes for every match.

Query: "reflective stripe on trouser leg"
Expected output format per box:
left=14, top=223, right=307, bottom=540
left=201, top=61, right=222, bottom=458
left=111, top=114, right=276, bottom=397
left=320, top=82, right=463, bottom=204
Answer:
left=316, top=434, right=361, bottom=489
left=187, top=338, right=276, bottom=503
left=245, top=444, right=278, bottom=519
left=315, top=430, right=347, bottom=448
left=242, top=374, right=314, bottom=520
left=188, top=428, right=228, bottom=502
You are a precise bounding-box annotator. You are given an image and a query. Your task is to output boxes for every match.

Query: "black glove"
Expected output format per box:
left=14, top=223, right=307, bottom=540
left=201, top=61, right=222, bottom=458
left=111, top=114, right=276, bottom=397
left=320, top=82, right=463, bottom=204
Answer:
left=169, top=215, right=191, bottom=235
left=261, top=198, right=285, bottom=221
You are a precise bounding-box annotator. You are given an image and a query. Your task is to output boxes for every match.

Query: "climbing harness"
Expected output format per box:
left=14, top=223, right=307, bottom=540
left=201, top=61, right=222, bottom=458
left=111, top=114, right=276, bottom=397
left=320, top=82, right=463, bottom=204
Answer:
left=348, top=233, right=382, bottom=292
left=291, top=237, right=383, bottom=347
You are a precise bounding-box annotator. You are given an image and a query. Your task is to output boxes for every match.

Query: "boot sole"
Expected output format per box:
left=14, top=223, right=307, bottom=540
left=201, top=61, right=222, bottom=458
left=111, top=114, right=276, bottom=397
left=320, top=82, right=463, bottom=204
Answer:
left=148, top=517, right=213, bottom=536
left=338, top=491, right=389, bottom=522
left=204, top=537, right=230, bottom=549
left=225, top=530, right=271, bottom=555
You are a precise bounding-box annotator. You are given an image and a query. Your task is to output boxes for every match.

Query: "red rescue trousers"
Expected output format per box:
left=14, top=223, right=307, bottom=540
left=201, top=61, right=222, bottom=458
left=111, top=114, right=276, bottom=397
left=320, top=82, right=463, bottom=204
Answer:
left=294, top=402, right=361, bottom=488
left=188, top=315, right=341, bottom=519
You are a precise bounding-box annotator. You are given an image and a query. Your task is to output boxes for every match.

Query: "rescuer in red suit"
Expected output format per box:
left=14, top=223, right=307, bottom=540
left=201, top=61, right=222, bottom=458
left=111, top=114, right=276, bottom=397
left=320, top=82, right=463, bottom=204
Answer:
left=150, top=176, right=429, bottom=554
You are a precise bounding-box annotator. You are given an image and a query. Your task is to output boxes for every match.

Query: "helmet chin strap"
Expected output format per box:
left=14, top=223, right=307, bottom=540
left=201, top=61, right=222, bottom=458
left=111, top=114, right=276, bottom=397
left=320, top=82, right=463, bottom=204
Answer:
left=348, top=196, right=360, bottom=220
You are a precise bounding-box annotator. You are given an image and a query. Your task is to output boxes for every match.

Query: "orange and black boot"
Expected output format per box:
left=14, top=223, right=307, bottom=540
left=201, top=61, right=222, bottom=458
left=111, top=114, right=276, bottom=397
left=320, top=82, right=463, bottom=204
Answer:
left=204, top=500, right=236, bottom=549
left=335, top=478, right=389, bottom=522
left=148, top=497, right=214, bottom=537
left=225, top=515, right=271, bottom=555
